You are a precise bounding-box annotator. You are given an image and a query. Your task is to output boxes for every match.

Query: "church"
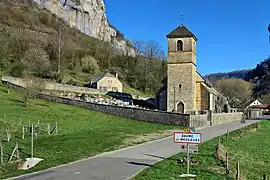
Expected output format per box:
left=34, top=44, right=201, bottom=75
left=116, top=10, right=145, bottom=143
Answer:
left=155, top=24, right=229, bottom=114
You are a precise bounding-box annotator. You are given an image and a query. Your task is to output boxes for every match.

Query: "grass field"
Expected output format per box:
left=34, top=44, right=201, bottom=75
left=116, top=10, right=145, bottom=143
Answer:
left=0, top=84, right=178, bottom=179
left=134, top=121, right=270, bottom=180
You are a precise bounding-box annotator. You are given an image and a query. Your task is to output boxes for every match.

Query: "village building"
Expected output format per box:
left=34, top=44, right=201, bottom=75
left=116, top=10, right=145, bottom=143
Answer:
left=244, top=99, right=263, bottom=108
left=155, top=24, right=229, bottom=114
left=89, top=72, right=123, bottom=92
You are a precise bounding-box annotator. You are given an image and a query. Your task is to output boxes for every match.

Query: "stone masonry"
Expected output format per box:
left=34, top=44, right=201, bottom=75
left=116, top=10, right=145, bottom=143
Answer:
left=167, top=37, right=197, bottom=113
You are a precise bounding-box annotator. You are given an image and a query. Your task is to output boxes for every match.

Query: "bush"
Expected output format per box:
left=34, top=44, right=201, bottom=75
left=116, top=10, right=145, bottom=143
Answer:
left=38, top=10, right=51, bottom=27
left=80, top=56, right=99, bottom=73
left=21, top=47, right=51, bottom=77
left=10, top=65, right=23, bottom=77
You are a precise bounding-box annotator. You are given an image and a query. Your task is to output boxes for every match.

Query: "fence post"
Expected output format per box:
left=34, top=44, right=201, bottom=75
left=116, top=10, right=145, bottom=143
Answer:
left=236, top=162, right=240, bottom=180
left=0, top=141, right=3, bottom=165
left=226, top=129, right=229, bottom=140
left=226, top=152, right=229, bottom=179
left=22, top=126, right=25, bottom=140
left=47, top=123, right=50, bottom=135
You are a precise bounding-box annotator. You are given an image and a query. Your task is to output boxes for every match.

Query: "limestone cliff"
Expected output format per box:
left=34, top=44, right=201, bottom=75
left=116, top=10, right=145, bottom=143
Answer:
left=32, top=0, right=135, bottom=56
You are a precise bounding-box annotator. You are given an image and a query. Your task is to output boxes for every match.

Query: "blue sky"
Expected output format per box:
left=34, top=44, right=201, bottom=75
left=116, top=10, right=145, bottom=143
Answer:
left=104, top=0, right=270, bottom=76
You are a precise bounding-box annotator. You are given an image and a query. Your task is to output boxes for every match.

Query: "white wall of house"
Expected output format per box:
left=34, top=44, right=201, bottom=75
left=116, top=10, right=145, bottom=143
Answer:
left=97, top=77, right=123, bottom=92
left=247, top=100, right=262, bottom=108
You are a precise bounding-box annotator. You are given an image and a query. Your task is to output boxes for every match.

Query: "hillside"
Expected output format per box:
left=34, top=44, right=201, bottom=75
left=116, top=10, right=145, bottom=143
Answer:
left=0, top=0, right=166, bottom=96
left=245, top=57, right=270, bottom=98
left=204, top=69, right=251, bottom=83
left=0, top=83, right=175, bottom=179
left=205, top=56, right=270, bottom=100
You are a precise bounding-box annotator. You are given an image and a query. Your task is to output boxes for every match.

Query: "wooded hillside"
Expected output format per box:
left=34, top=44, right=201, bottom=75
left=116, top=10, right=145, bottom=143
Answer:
left=0, top=0, right=166, bottom=96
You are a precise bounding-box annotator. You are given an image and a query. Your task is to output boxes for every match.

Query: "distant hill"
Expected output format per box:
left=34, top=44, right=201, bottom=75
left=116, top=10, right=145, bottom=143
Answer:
left=204, top=56, right=270, bottom=99
left=204, top=69, right=252, bottom=83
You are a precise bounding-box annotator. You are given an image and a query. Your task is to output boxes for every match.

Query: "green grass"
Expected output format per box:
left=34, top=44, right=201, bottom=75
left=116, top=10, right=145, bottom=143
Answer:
left=134, top=121, right=270, bottom=180
left=0, top=84, right=178, bottom=179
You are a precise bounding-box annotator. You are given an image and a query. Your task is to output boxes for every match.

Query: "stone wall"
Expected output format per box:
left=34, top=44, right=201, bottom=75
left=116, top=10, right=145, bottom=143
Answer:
left=4, top=81, right=190, bottom=126
left=212, top=112, right=243, bottom=125
left=167, top=63, right=196, bottom=112
left=190, top=114, right=209, bottom=128
left=1, top=76, right=107, bottom=95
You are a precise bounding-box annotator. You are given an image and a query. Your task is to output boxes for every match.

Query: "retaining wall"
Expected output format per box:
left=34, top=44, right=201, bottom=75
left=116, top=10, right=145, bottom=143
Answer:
left=1, top=76, right=106, bottom=95
left=212, top=112, right=243, bottom=126
left=190, top=114, right=209, bottom=128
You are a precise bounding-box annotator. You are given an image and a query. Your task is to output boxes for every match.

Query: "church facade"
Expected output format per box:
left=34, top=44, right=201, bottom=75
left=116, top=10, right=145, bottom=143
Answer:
left=155, top=24, right=229, bottom=114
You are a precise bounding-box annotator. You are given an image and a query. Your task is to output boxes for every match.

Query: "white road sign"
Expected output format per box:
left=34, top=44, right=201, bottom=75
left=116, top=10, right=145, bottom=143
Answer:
left=174, top=132, right=202, bottom=144
left=179, top=145, right=199, bottom=154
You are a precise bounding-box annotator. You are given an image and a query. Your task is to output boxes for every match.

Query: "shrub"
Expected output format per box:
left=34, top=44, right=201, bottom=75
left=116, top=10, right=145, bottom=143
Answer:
left=80, top=56, right=99, bottom=73
left=38, top=10, right=51, bottom=27
left=10, top=65, right=23, bottom=77
left=21, top=47, right=51, bottom=77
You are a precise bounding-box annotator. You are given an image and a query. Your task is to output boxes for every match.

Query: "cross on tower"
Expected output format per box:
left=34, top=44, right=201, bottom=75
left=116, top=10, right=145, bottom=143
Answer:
left=180, top=8, right=184, bottom=24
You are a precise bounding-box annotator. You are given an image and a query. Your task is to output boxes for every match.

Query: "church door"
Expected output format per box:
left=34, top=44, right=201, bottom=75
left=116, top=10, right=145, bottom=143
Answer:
left=177, top=102, right=185, bottom=113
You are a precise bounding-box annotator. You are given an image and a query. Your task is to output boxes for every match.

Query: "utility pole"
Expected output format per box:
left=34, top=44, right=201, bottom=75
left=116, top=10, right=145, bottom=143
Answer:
left=57, top=27, right=61, bottom=75
left=173, top=86, right=176, bottom=112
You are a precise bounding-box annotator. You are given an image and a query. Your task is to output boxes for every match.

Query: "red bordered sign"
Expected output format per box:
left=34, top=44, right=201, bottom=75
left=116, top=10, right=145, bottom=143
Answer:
left=174, top=132, right=202, bottom=144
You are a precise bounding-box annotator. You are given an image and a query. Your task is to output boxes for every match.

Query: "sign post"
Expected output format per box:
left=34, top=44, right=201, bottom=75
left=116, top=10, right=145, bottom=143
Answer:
left=174, top=129, right=202, bottom=178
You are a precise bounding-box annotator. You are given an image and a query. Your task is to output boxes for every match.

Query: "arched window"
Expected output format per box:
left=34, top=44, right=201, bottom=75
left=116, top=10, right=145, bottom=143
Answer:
left=177, top=40, right=183, bottom=51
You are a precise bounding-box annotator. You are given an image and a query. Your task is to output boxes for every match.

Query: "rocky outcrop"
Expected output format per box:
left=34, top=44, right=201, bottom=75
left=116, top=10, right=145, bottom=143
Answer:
left=32, top=0, right=135, bottom=56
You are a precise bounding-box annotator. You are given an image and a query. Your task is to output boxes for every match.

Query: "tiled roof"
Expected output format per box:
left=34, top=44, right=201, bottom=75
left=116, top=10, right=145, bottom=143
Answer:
left=91, top=72, right=115, bottom=83
left=166, top=24, right=198, bottom=41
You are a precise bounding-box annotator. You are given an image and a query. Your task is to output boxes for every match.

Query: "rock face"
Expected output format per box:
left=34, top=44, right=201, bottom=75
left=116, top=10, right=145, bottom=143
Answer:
left=32, top=0, right=135, bottom=56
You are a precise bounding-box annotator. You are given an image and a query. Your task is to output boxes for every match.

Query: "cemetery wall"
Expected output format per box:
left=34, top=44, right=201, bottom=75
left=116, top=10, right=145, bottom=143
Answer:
left=3, top=81, right=190, bottom=127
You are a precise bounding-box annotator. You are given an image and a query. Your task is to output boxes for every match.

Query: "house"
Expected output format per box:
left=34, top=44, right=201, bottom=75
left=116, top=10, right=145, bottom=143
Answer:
left=244, top=99, right=263, bottom=108
left=89, top=72, right=123, bottom=92
left=155, top=24, right=229, bottom=114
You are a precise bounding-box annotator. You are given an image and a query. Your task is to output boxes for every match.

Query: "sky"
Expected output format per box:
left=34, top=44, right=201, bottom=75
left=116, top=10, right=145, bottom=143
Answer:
left=104, top=0, right=270, bottom=76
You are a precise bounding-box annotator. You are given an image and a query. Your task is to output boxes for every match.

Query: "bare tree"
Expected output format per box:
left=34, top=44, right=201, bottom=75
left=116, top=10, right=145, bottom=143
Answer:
left=213, top=78, right=253, bottom=107
left=21, top=47, right=51, bottom=77
left=142, top=40, right=163, bottom=60
left=132, top=40, right=144, bottom=57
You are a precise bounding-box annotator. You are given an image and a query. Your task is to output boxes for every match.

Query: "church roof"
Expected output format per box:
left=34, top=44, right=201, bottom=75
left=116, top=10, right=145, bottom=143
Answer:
left=166, top=24, right=198, bottom=41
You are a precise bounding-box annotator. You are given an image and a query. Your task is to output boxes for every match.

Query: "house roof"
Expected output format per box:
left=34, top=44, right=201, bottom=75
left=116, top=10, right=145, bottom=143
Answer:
left=91, top=72, right=115, bottom=83
left=166, top=24, right=198, bottom=41
left=249, top=104, right=269, bottom=109
left=243, top=99, right=263, bottom=108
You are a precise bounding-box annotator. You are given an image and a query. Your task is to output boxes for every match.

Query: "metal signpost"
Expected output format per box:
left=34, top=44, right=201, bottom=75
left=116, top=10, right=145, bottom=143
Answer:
left=174, top=128, right=202, bottom=178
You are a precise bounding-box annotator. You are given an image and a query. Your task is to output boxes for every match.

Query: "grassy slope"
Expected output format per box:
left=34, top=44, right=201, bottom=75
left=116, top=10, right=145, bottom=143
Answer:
left=0, top=84, right=177, bottom=179
left=134, top=121, right=270, bottom=180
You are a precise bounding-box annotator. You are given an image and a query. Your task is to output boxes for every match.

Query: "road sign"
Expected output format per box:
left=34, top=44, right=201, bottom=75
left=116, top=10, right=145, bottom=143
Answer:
left=174, top=132, right=202, bottom=144
left=174, top=131, right=203, bottom=178
left=180, top=145, right=198, bottom=154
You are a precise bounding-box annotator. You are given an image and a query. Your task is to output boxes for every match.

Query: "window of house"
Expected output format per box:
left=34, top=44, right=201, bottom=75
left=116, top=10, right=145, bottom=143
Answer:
left=112, top=87, right=118, bottom=92
left=103, top=86, right=108, bottom=91
left=177, top=40, right=183, bottom=51
left=108, top=80, right=112, bottom=84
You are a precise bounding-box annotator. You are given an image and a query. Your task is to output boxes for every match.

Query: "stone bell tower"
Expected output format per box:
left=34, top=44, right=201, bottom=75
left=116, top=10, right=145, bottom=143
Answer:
left=166, top=24, right=198, bottom=114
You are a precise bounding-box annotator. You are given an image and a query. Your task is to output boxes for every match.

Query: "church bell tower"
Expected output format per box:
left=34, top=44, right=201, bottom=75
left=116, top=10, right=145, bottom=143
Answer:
left=166, top=24, right=198, bottom=113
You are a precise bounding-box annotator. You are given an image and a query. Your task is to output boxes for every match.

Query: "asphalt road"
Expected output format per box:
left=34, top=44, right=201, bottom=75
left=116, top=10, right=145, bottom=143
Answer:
left=7, top=120, right=259, bottom=180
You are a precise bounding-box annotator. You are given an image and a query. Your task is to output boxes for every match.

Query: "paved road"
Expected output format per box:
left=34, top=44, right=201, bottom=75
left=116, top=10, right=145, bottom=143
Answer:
left=8, top=120, right=259, bottom=180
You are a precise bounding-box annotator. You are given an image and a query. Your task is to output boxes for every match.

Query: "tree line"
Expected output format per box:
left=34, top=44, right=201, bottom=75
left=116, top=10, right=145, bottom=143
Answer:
left=0, top=1, right=167, bottom=95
